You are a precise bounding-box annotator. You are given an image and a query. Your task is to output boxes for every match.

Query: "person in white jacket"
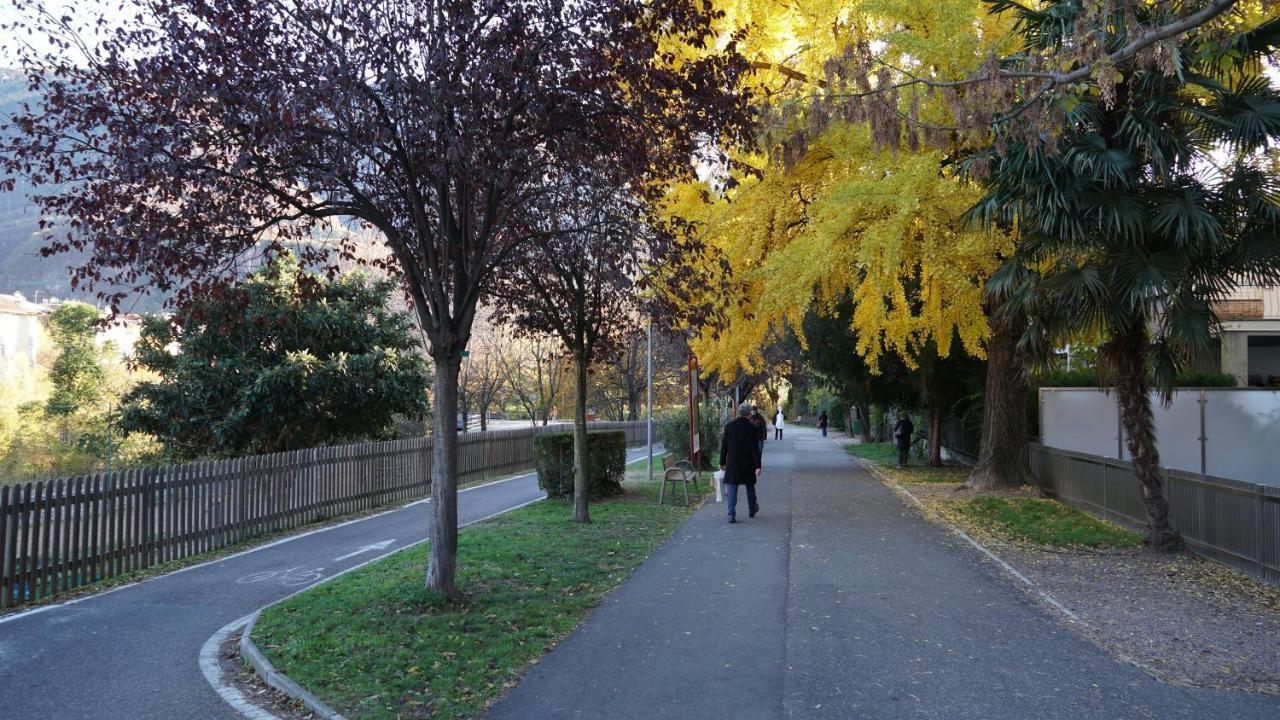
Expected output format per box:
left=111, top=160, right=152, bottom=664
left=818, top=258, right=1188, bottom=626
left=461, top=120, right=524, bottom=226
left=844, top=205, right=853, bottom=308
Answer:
left=774, top=409, right=785, bottom=440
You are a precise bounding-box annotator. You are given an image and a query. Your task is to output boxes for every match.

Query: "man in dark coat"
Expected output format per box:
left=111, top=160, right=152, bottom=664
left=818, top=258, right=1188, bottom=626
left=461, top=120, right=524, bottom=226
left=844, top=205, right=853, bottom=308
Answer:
left=818, top=410, right=829, bottom=437
left=720, top=403, right=762, bottom=523
left=893, top=413, right=914, bottom=468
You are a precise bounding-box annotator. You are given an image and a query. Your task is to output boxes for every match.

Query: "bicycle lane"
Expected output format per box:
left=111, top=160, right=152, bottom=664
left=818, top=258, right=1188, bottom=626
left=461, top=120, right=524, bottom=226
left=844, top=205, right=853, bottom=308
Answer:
left=0, top=446, right=657, bottom=720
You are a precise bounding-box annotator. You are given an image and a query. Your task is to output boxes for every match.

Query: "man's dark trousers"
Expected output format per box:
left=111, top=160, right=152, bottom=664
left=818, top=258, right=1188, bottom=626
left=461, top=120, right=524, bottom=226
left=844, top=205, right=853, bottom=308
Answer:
left=725, top=482, right=758, bottom=518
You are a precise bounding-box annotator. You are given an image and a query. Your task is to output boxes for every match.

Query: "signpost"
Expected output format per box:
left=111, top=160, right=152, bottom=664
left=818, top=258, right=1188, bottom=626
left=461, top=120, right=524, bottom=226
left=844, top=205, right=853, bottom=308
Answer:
left=687, top=355, right=700, bottom=480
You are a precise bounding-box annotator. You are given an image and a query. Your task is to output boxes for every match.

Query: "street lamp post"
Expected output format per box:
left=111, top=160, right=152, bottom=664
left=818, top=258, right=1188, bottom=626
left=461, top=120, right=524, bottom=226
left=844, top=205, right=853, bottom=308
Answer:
left=646, top=315, right=653, bottom=485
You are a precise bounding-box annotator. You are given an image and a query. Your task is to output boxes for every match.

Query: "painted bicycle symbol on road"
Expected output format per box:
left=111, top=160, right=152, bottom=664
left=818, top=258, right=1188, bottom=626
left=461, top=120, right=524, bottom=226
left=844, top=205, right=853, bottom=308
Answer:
left=234, top=566, right=325, bottom=587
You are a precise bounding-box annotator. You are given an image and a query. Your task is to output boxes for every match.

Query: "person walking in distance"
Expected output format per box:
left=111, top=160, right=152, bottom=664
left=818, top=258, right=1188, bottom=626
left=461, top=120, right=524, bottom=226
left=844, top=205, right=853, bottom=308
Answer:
left=893, top=412, right=914, bottom=468
left=818, top=410, right=829, bottom=438
left=750, top=406, right=767, bottom=454
left=774, top=408, right=785, bottom=440
left=720, top=403, right=762, bottom=523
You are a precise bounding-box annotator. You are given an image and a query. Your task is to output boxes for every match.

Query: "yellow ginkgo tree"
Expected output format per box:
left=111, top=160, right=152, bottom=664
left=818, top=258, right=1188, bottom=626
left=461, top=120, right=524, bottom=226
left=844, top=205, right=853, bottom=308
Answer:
left=669, top=0, right=1027, bottom=476
left=674, top=125, right=1008, bottom=465
left=682, top=127, right=1001, bottom=374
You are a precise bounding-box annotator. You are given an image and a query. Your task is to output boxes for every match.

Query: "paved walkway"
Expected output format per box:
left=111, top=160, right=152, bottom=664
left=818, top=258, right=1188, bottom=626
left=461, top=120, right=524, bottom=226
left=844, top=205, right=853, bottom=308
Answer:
left=489, top=427, right=1280, bottom=720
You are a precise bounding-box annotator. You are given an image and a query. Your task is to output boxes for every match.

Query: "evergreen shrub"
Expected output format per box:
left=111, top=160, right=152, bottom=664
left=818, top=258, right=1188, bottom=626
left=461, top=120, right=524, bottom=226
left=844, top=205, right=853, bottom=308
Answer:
left=533, top=430, right=626, bottom=500
left=657, top=408, right=723, bottom=470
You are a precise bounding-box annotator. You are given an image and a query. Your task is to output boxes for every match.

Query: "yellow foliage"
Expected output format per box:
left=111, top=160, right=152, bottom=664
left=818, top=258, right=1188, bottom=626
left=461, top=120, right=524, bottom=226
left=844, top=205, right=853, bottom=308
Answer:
left=0, top=364, right=50, bottom=454
left=671, top=0, right=1016, bottom=377
left=679, top=125, right=1007, bottom=375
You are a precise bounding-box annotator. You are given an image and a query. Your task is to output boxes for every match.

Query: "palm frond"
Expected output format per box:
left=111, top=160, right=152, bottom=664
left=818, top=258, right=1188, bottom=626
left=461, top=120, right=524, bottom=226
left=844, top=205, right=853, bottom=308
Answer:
left=1229, top=16, right=1280, bottom=61
left=1065, top=134, right=1135, bottom=187
left=1204, top=77, right=1280, bottom=152
left=1077, top=187, right=1145, bottom=245
left=1148, top=184, right=1221, bottom=250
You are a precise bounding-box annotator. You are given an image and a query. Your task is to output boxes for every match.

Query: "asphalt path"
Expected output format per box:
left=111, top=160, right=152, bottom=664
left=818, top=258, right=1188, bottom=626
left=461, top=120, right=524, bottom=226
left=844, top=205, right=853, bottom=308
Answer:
left=0, top=445, right=658, bottom=720
left=489, top=428, right=1280, bottom=720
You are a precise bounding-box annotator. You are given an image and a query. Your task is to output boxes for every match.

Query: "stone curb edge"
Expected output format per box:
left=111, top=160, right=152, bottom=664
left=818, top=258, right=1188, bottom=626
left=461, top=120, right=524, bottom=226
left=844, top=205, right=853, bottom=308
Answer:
left=240, top=611, right=348, bottom=720
left=848, top=451, right=1081, bottom=624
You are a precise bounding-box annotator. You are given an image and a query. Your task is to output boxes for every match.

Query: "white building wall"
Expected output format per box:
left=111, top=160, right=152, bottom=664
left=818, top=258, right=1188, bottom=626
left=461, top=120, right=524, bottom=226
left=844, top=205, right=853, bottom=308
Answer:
left=1041, top=388, right=1280, bottom=487
left=0, top=312, right=43, bottom=376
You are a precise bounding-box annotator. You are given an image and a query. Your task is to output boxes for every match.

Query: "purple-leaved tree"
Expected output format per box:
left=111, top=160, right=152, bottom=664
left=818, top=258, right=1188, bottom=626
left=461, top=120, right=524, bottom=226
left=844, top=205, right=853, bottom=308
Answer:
left=493, top=178, right=647, bottom=524
left=1, top=0, right=753, bottom=599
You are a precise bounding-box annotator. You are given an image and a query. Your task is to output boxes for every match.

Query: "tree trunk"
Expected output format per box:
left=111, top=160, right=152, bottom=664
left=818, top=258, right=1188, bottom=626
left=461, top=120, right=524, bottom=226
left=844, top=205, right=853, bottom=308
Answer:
left=968, top=313, right=1034, bottom=490
left=572, top=351, right=591, bottom=524
left=426, top=355, right=462, bottom=601
left=857, top=400, right=872, bottom=443
left=1106, top=327, right=1183, bottom=552
left=627, top=389, right=640, bottom=421
left=927, top=396, right=943, bottom=467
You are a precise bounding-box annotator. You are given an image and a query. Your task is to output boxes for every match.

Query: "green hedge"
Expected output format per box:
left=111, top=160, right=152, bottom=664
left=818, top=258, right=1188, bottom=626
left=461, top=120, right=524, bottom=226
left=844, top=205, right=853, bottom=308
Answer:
left=533, top=430, right=626, bottom=500
left=1038, top=368, right=1237, bottom=388
left=657, top=407, right=723, bottom=470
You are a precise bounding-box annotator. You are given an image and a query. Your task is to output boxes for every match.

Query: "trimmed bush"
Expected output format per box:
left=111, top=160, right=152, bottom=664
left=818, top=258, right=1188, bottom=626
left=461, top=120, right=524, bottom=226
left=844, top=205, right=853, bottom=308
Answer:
left=1038, top=367, right=1101, bottom=387
left=1039, top=368, right=1237, bottom=388
left=657, top=407, right=723, bottom=470
left=1173, top=371, right=1237, bottom=387
left=533, top=430, right=626, bottom=500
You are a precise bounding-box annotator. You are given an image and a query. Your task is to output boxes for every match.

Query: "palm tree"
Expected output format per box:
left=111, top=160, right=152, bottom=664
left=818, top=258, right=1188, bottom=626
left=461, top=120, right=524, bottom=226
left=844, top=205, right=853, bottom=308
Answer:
left=971, top=4, right=1280, bottom=551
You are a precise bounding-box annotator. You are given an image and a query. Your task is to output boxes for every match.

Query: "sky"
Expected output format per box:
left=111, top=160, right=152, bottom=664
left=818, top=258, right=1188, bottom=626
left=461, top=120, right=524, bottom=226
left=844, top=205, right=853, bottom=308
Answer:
left=0, top=0, right=125, bottom=66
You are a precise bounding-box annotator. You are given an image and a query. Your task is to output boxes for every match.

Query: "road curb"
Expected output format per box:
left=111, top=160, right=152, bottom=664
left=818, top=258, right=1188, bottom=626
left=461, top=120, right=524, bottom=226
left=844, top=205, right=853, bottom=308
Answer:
left=240, top=611, right=347, bottom=720
left=223, top=445, right=664, bottom=718
left=226, top=495, right=544, bottom=718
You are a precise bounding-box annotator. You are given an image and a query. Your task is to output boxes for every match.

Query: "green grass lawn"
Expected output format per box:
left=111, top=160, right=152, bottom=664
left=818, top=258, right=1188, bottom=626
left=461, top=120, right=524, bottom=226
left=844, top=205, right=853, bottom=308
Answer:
left=843, top=442, right=970, bottom=483
left=623, top=451, right=667, bottom=487
left=251, top=454, right=695, bottom=719
left=958, top=496, right=1143, bottom=548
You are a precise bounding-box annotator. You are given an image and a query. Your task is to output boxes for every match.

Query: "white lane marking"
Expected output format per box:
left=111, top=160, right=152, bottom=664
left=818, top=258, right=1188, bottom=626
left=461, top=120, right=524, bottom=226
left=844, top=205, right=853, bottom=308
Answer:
left=333, top=540, right=396, bottom=562
left=206, top=494, right=547, bottom=719
left=199, top=614, right=282, bottom=720
left=234, top=567, right=326, bottom=587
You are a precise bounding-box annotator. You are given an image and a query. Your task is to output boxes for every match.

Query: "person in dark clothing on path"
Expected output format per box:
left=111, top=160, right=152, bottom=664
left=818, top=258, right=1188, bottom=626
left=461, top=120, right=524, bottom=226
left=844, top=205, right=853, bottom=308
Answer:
left=893, top=413, right=914, bottom=468
left=720, top=403, right=762, bottom=523
left=818, top=411, right=829, bottom=437
left=750, top=406, right=767, bottom=454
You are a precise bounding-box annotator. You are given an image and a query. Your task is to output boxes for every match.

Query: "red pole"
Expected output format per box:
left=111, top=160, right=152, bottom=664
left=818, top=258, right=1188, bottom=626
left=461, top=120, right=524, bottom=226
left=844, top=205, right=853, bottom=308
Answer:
left=687, top=355, right=699, bottom=468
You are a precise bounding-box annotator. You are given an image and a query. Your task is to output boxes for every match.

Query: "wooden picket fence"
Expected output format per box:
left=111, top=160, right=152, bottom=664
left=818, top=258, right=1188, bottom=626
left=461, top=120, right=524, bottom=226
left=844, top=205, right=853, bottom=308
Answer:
left=0, top=421, right=646, bottom=608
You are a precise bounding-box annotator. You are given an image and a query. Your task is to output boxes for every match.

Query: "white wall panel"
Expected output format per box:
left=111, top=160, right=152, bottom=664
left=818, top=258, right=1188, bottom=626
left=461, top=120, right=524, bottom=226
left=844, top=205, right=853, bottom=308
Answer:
left=1205, top=390, right=1280, bottom=487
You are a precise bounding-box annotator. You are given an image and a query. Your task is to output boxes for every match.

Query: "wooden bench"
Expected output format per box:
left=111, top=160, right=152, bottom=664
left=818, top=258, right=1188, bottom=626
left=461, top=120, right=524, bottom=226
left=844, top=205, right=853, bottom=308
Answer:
left=658, top=455, right=701, bottom=505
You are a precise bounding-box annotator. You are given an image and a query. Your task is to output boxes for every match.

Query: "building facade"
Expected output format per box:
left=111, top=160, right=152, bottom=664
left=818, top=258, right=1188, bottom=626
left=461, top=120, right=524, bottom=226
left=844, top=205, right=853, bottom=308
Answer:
left=0, top=292, right=46, bottom=376
left=1217, top=286, right=1280, bottom=387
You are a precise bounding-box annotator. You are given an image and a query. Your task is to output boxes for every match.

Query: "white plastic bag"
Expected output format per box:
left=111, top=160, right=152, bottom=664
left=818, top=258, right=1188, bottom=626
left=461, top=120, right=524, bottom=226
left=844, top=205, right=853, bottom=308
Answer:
left=712, top=469, right=725, bottom=503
